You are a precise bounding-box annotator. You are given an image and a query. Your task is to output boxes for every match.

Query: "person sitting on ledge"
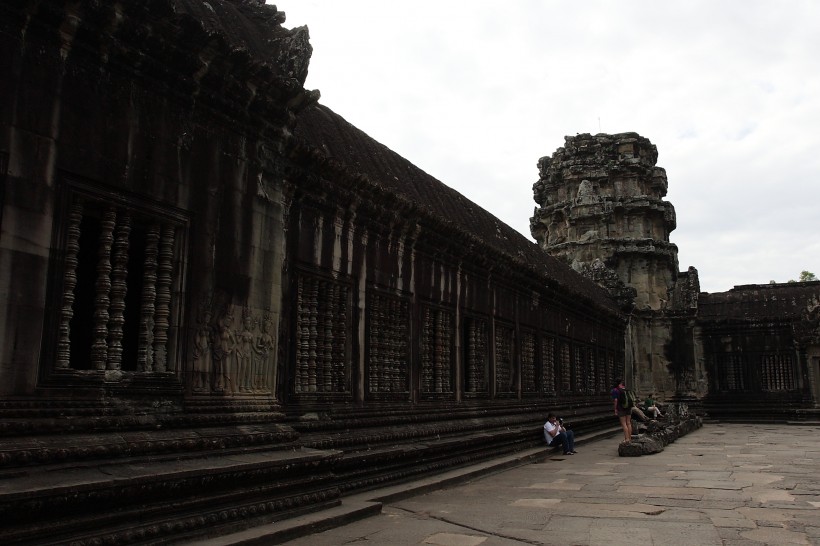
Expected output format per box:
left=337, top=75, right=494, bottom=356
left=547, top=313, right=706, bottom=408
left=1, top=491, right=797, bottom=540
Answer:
left=642, top=393, right=663, bottom=418
left=544, top=413, right=577, bottom=455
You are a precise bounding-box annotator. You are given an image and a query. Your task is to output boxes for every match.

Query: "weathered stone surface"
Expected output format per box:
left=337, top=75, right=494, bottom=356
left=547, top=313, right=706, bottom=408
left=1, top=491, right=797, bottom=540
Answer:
left=531, top=132, right=820, bottom=422
left=619, top=404, right=703, bottom=456
left=0, top=1, right=628, bottom=543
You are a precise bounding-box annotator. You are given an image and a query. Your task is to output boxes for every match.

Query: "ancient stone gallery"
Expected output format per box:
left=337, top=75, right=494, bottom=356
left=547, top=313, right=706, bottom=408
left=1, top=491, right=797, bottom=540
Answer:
left=1, top=0, right=818, bottom=543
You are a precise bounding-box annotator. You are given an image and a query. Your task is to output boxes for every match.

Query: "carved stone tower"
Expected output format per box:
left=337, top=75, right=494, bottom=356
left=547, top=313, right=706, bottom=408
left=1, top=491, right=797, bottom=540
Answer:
left=531, top=132, right=678, bottom=310
left=531, top=133, right=703, bottom=398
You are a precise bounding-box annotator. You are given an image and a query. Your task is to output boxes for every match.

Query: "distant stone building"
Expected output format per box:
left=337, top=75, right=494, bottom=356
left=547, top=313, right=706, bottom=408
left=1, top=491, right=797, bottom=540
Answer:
left=698, top=283, right=820, bottom=418
left=531, top=132, right=820, bottom=418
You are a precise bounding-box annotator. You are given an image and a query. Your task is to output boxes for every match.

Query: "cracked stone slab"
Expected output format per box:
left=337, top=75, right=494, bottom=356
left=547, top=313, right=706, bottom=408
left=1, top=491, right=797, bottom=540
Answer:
left=511, top=498, right=561, bottom=508
left=740, top=527, right=810, bottom=544
left=686, top=480, right=747, bottom=490
left=709, top=517, right=757, bottom=528
left=423, top=532, right=488, bottom=545
left=620, top=485, right=706, bottom=500
left=526, top=481, right=583, bottom=490
left=752, top=489, right=796, bottom=503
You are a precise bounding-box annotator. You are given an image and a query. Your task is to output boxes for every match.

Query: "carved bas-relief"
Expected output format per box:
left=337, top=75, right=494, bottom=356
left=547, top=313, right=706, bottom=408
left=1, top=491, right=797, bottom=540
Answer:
left=214, top=312, right=236, bottom=394
left=255, top=314, right=276, bottom=393
left=191, top=306, right=213, bottom=393
left=202, top=306, right=275, bottom=396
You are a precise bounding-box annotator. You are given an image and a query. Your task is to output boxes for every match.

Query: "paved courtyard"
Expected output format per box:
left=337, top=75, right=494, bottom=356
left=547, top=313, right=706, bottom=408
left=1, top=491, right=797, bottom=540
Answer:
left=283, top=423, right=820, bottom=545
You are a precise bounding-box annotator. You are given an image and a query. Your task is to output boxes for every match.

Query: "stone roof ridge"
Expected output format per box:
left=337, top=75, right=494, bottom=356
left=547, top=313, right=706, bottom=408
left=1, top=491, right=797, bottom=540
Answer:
left=725, top=280, right=820, bottom=293
left=698, top=280, right=820, bottom=320
left=292, top=103, right=621, bottom=315
left=173, top=0, right=312, bottom=85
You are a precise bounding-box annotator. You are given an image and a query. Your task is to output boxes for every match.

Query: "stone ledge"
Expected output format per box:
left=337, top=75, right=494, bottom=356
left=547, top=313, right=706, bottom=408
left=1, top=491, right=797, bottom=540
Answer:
left=618, top=411, right=703, bottom=457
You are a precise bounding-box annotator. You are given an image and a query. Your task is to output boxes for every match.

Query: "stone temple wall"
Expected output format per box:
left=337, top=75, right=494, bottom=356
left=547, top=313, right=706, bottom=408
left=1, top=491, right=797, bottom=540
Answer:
left=0, top=1, right=628, bottom=542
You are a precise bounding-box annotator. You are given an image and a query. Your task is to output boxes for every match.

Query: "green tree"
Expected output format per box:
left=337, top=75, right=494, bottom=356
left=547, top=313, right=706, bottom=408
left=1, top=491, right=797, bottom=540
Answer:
left=789, top=271, right=817, bottom=283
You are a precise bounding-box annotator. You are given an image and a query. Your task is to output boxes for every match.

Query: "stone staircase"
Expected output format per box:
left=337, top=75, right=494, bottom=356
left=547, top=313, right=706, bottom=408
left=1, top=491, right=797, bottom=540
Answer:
left=0, top=398, right=617, bottom=544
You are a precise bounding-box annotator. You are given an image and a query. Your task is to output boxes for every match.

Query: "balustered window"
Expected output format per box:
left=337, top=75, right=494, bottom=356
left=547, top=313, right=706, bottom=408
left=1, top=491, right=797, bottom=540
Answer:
left=558, top=342, right=571, bottom=392
left=716, top=353, right=746, bottom=391
left=367, top=292, right=409, bottom=395
left=540, top=335, right=556, bottom=394
left=52, top=187, right=186, bottom=375
left=420, top=306, right=454, bottom=395
left=573, top=345, right=584, bottom=392
left=607, top=353, right=616, bottom=390
left=597, top=351, right=612, bottom=392
left=294, top=274, right=351, bottom=394
left=464, top=317, right=488, bottom=394
left=760, top=354, right=795, bottom=391
left=587, top=348, right=597, bottom=394
left=495, top=324, right=515, bottom=395
left=521, top=330, right=536, bottom=394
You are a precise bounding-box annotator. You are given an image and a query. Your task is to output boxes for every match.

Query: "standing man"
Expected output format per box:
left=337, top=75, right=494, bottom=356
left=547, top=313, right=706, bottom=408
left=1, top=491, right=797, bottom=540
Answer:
left=611, top=378, right=633, bottom=444
left=544, top=413, right=577, bottom=455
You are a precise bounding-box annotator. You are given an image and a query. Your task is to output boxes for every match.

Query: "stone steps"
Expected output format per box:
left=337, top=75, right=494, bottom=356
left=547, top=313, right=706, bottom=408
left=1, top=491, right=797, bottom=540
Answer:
left=190, top=426, right=624, bottom=545
left=0, top=445, right=341, bottom=545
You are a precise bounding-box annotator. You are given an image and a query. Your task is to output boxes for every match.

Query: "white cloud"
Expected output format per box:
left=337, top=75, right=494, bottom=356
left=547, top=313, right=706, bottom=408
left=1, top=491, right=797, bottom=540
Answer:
left=277, top=0, right=820, bottom=293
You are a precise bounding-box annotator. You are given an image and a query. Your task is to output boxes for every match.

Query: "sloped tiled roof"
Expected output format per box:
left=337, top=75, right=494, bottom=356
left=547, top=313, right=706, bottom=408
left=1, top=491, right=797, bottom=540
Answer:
left=699, top=282, right=820, bottom=321
left=293, top=103, right=621, bottom=315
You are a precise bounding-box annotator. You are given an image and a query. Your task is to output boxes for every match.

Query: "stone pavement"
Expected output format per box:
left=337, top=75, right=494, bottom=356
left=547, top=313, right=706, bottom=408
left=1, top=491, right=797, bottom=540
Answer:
left=202, top=423, right=820, bottom=545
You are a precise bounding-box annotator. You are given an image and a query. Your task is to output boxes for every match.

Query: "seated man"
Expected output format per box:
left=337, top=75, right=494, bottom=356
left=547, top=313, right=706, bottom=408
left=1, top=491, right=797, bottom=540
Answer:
left=544, top=413, right=576, bottom=455
left=643, top=394, right=663, bottom=418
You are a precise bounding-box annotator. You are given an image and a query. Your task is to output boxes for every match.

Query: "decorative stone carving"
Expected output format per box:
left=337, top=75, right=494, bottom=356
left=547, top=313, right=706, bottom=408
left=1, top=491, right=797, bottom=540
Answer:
left=575, top=179, right=600, bottom=205
left=465, top=317, right=488, bottom=394
left=294, top=274, right=350, bottom=394
left=534, top=146, right=677, bottom=292
left=521, top=330, right=536, bottom=393
left=367, top=293, right=409, bottom=394
left=56, top=201, right=83, bottom=369
left=153, top=224, right=175, bottom=372
left=255, top=313, right=276, bottom=393
left=421, top=307, right=453, bottom=394
left=91, top=207, right=116, bottom=370
left=494, top=325, right=514, bottom=394
left=108, top=210, right=131, bottom=371
left=214, top=312, right=237, bottom=393
left=192, top=304, right=213, bottom=393
left=559, top=343, right=571, bottom=392
left=51, top=190, right=184, bottom=376
left=540, top=336, right=556, bottom=394
left=138, top=225, right=159, bottom=372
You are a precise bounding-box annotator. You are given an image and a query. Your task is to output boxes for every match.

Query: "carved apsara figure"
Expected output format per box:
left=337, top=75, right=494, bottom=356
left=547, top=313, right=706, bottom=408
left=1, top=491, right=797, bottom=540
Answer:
left=214, top=313, right=236, bottom=393
left=191, top=310, right=213, bottom=392
left=236, top=312, right=256, bottom=393
left=255, top=314, right=275, bottom=392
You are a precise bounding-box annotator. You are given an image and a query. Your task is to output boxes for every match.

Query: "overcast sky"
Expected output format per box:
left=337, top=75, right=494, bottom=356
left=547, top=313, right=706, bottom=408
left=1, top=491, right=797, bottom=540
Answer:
left=276, top=1, right=820, bottom=293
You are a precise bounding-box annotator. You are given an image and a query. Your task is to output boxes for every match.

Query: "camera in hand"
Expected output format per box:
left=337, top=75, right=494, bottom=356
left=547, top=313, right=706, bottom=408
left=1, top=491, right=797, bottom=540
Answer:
left=558, top=417, right=570, bottom=429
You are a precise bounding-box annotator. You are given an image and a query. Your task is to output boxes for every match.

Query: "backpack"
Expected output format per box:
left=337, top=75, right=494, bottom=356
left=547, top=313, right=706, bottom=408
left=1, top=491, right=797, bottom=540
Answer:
left=618, top=388, right=637, bottom=410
